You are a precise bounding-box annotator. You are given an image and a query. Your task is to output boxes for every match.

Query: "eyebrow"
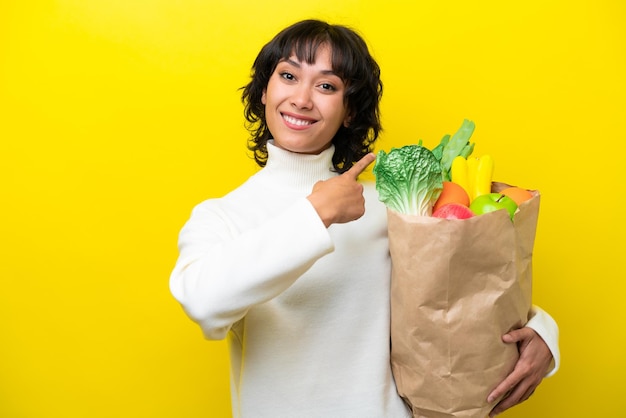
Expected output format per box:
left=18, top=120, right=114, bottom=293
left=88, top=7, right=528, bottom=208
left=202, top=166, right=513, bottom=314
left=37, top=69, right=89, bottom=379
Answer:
left=280, top=58, right=339, bottom=77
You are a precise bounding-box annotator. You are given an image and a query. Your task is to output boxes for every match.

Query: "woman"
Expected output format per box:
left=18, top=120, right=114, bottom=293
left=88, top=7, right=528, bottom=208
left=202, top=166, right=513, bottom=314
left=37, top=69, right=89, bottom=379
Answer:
left=170, top=19, right=559, bottom=418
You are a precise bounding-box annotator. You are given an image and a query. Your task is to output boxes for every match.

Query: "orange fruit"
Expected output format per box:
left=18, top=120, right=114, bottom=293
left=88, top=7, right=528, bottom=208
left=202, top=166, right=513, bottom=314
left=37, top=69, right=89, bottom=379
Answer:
left=500, top=186, right=534, bottom=205
left=433, top=181, right=470, bottom=212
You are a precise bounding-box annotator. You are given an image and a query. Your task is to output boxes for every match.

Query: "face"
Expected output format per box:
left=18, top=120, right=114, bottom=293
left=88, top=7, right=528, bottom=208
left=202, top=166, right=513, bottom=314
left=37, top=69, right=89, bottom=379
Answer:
left=261, top=45, right=350, bottom=155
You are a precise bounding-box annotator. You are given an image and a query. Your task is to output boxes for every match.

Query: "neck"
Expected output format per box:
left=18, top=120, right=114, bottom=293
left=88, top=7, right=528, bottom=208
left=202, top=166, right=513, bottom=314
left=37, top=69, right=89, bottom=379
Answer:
left=260, top=141, right=336, bottom=191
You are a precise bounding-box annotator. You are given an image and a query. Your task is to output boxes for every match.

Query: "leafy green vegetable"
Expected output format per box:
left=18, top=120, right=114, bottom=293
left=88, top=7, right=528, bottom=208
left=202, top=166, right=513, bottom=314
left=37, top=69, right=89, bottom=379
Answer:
left=430, top=134, right=450, bottom=162
left=373, top=145, right=443, bottom=216
left=438, top=119, right=476, bottom=181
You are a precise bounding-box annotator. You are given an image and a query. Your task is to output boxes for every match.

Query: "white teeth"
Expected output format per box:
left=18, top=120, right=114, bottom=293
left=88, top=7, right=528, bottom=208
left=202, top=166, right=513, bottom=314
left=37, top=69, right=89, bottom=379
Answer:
left=283, top=114, right=313, bottom=126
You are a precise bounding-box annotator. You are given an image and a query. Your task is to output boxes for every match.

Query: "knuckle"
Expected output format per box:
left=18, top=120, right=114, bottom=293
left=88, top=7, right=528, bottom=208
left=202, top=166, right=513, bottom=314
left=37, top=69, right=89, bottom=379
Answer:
left=518, top=362, right=533, bottom=376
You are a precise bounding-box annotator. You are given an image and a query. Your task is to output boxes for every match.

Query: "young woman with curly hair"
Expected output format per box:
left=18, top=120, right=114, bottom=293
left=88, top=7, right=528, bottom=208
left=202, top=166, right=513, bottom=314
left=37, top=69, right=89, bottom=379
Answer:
left=170, top=19, right=559, bottom=418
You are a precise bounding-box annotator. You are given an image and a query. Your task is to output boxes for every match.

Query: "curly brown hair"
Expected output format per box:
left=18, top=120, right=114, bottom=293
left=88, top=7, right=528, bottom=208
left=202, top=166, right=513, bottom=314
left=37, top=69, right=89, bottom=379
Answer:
left=241, top=19, right=383, bottom=173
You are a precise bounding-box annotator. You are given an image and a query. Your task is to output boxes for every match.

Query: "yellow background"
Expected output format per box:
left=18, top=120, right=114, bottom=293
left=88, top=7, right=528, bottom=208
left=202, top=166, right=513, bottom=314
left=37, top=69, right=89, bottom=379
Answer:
left=1, top=1, right=624, bottom=417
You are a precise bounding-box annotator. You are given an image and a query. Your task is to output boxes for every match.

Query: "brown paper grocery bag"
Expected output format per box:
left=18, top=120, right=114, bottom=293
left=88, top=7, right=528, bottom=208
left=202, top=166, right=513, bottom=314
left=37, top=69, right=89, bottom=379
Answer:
left=388, top=182, right=539, bottom=418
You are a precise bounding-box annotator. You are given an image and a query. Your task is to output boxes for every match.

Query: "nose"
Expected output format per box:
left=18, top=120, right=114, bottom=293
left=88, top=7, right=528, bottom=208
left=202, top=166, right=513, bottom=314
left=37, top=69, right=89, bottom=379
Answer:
left=291, top=84, right=313, bottom=110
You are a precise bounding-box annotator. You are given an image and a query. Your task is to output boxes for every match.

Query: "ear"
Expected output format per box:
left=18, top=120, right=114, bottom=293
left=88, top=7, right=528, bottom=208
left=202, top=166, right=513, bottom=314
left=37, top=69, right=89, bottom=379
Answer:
left=261, top=89, right=267, bottom=105
left=343, top=114, right=352, bottom=128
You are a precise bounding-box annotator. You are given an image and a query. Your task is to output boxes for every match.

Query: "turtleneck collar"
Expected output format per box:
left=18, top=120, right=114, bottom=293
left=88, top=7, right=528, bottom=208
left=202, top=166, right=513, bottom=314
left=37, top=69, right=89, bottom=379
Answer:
left=256, top=141, right=337, bottom=192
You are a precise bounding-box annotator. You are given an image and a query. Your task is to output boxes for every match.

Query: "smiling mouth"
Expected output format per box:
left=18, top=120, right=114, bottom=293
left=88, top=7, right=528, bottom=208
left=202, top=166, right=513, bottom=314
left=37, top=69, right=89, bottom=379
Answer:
left=282, top=113, right=316, bottom=126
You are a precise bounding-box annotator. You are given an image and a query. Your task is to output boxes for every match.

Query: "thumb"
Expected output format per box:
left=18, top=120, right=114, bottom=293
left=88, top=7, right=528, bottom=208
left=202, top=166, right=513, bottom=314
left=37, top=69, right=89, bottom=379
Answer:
left=503, top=327, right=533, bottom=344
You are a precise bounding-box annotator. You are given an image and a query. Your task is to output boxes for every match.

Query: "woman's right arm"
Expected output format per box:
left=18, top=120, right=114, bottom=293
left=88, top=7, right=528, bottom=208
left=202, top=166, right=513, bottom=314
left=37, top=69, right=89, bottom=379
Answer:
left=170, top=154, right=376, bottom=340
left=169, top=197, right=334, bottom=340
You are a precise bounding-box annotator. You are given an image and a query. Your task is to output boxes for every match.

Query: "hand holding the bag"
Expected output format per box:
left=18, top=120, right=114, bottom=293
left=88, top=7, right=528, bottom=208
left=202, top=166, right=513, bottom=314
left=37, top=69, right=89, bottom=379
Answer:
left=487, top=327, right=553, bottom=417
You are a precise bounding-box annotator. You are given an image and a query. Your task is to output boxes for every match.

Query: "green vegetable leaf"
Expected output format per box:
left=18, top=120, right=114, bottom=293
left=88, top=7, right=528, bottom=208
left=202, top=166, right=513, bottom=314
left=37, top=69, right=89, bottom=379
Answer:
left=459, top=143, right=475, bottom=159
left=373, top=145, right=443, bottom=216
left=440, top=119, right=476, bottom=181
left=431, top=134, right=450, bottom=162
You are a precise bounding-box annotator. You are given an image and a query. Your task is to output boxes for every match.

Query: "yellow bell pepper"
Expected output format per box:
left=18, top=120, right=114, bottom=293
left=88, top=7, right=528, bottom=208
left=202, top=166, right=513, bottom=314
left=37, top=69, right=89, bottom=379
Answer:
left=453, top=155, right=494, bottom=201
left=450, top=156, right=471, bottom=198
left=474, top=154, right=494, bottom=198
left=466, top=156, right=479, bottom=200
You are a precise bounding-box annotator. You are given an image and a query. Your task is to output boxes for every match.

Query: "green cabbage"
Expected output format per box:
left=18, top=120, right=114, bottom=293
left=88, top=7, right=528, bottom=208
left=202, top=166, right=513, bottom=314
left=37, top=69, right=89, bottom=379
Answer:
left=373, top=145, right=443, bottom=216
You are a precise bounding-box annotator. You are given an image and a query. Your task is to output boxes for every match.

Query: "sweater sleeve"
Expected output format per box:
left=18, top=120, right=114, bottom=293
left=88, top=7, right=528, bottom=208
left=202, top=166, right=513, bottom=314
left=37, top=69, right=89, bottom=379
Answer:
left=525, top=305, right=560, bottom=377
left=169, top=197, right=334, bottom=340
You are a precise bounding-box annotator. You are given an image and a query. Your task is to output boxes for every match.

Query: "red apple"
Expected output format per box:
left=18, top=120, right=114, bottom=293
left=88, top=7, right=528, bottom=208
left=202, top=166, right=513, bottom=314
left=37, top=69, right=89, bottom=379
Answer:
left=469, top=193, right=518, bottom=220
left=432, top=203, right=474, bottom=219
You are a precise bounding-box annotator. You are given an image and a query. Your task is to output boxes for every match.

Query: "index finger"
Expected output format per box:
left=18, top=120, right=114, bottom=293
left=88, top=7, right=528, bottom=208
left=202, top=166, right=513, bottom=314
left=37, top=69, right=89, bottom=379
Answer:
left=487, top=369, right=522, bottom=403
left=344, top=152, right=376, bottom=180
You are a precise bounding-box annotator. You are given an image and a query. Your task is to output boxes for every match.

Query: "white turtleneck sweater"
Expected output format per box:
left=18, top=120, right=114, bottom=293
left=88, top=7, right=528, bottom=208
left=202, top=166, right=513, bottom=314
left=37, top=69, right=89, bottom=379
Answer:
left=169, top=142, right=559, bottom=418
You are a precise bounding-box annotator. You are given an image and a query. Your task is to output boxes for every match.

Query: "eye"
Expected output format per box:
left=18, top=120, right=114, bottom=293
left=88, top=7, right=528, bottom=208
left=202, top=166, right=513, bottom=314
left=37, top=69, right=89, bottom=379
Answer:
left=319, top=83, right=336, bottom=92
left=279, top=71, right=295, bottom=81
